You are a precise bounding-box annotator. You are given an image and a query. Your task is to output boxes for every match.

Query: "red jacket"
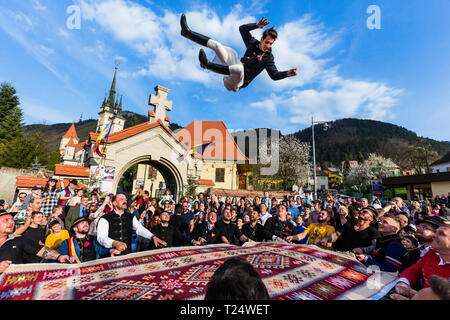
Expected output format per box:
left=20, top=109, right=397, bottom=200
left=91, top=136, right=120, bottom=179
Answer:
left=399, top=249, right=450, bottom=288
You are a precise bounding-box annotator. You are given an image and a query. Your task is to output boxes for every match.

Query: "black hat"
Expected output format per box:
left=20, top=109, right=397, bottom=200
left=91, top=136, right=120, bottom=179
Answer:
left=70, top=216, right=89, bottom=232
left=0, top=209, right=14, bottom=218
left=403, top=235, right=418, bottom=247
left=361, top=206, right=378, bottom=220
left=404, top=224, right=417, bottom=234
left=69, top=179, right=78, bottom=186
left=417, top=215, right=450, bottom=229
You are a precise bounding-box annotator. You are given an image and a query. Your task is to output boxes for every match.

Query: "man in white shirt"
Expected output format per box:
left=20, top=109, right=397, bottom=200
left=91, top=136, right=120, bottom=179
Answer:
left=259, top=203, right=272, bottom=226
left=97, top=194, right=166, bottom=256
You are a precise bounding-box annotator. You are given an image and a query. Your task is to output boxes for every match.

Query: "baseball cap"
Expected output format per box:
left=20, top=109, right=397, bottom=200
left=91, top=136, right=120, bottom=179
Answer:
left=32, top=185, right=43, bottom=191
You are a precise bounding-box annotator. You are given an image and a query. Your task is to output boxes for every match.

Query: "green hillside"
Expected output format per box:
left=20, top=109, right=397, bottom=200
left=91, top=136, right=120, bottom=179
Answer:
left=292, top=118, right=450, bottom=167
left=24, top=111, right=182, bottom=152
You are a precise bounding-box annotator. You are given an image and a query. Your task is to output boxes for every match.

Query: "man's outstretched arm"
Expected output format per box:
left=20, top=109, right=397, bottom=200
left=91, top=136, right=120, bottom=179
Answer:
left=239, top=17, right=269, bottom=48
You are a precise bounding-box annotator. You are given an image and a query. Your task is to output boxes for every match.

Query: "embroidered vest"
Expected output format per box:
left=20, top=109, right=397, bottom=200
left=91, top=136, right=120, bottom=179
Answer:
left=102, top=211, right=134, bottom=254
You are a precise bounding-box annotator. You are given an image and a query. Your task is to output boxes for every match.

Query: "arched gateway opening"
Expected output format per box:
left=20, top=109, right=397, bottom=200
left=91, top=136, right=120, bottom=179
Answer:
left=114, top=155, right=185, bottom=202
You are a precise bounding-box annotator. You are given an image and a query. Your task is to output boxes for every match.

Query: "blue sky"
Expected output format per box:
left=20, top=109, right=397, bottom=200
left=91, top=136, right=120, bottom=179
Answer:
left=0, top=0, right=449, bottom=141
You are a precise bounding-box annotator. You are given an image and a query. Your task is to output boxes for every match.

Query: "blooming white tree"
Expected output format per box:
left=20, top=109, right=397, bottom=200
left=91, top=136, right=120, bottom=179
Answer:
left=347, top=153, right=398, bottom=189
left=276, top=135, right=312, bottom=190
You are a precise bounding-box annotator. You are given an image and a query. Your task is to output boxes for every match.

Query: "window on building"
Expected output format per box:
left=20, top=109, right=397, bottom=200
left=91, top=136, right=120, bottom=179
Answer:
left=215, top=168, right=225, bottom=183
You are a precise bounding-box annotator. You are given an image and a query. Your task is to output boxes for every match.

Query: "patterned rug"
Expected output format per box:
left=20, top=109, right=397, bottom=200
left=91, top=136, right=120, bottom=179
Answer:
left=0, top=242, right=397, bottom=300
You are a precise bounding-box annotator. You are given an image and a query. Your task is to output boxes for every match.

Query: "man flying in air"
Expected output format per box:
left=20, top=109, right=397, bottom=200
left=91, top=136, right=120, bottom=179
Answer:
left=181, top=14, right=298, bottom=92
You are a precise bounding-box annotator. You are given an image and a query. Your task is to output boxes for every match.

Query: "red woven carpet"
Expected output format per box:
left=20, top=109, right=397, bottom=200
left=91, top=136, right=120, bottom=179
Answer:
left=0, top=242, right=396, bottom=300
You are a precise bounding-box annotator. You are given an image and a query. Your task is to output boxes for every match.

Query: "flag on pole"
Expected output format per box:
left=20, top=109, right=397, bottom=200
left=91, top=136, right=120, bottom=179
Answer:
left=183, top=141, right=215, bottom=159
left=93, top=120, right=113, bottom=157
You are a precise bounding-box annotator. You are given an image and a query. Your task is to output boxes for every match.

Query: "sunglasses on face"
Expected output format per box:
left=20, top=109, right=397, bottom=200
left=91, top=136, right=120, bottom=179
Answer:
left=417, top=225, right=434, bottom=231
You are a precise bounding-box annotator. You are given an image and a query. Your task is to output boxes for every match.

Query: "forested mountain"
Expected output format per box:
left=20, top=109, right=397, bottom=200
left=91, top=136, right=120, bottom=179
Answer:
left=292, top=118, right=450, bottom=168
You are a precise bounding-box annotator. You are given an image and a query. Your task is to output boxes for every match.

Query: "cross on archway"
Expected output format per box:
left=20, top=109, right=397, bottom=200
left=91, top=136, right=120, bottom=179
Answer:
left=149, top=85, right=172, bottom=124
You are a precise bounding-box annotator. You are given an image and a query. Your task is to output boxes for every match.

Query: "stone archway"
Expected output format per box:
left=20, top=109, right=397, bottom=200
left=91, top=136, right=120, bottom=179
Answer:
left=113, top=155, right=185, bottom=202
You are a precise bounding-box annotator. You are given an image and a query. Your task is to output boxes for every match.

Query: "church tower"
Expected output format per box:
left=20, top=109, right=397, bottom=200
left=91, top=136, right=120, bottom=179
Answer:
left=96, top=63, right=125, bottom=134
left=59, top=122, right=79, bottom=156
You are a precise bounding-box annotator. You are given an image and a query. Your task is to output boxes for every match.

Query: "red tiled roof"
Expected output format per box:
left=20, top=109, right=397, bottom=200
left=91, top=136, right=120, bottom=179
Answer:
left=175, top=121, right=249, bottom=161
left=89, top=119, right=178, bottom=145
left=74, top=140, right=88, bottom=154
left=15, top=176, right=85, bottom=188
left=54, top=164, right=90, bottom=177
left=62, top=123, right=79, bottom=141
left=65, top=137, right=76, bottom=148
left=198, top=179, right=215, bottom=186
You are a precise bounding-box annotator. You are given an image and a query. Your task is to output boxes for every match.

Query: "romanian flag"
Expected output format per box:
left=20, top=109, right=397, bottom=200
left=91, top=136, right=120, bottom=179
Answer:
left=93, top=120, right=113, bottom=157
left=183, top=141, right=215, bottom=159
left=67, top=238, right=82, bottom=264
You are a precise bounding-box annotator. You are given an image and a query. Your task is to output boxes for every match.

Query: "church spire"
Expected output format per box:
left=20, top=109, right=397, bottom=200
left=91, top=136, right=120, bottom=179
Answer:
left=106, top=62, right=118, bottom=109
left=100, top=91, right=107, bottom=111
left=114, top=93, right=119, bottom=113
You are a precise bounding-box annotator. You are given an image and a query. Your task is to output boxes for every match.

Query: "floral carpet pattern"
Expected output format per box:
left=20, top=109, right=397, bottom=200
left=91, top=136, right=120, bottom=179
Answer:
left=0, top=242, right=397, bottom=300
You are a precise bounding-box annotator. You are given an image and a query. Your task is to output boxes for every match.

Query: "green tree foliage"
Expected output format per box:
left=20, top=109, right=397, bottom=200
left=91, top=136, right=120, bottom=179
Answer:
left=122, top=164, right=138, bottom=193
left=131, top=115, right=140, bottom=127
left=0, top=136, right=35, bottom=168
left=405, top=138, right=439, bottom=174
left=0, top=83, right=62, bottom=170
left=0, top=82, right=24, bottom=145
left=0, top=132, right=57, bottom=169
left=357, top=152, right=365, bottom=164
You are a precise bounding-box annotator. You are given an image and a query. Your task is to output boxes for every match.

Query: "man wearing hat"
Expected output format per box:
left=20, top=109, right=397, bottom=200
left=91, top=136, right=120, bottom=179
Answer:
left=393, top=216, right=450, bottom=299
left=14, top=196, right=44, bottom=229
left=21, top=185, right=43, bottom=210
left=325, top=206, right=380, bottom=252
left=415, top=215, right=444, bottom=258
left=401, top=234, right=421, bottom=269
left=59, top=216, right=109, bottom=263
left=0, top=210, right=76, bottom=274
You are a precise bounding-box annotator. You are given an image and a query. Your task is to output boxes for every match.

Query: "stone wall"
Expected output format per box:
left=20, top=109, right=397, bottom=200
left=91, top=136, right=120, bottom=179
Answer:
left=0, top=167, right=53, bottom=204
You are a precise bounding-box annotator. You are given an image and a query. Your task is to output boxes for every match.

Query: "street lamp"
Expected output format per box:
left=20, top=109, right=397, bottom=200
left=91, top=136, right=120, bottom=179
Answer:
left=311, top=116, right=331, bottom=200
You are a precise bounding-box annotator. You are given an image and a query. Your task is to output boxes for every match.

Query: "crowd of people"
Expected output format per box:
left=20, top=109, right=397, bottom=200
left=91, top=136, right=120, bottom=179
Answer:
left=0, top=177, right=449, bottom=300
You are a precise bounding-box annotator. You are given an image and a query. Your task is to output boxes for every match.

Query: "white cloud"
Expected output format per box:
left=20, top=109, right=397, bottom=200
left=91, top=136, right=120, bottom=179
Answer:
left=77, top=0, right=256, bottom=84
left=57, top=27, right=70, bottom=38
left=76, top=0, right=403, bottom=128
left=32, top=0, right=47, bottom=12
left=247, top=14, right=404, bottom=127
left=250, top=97, right=277, bottom=113
left=84, top=40, right=108, bottom=61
